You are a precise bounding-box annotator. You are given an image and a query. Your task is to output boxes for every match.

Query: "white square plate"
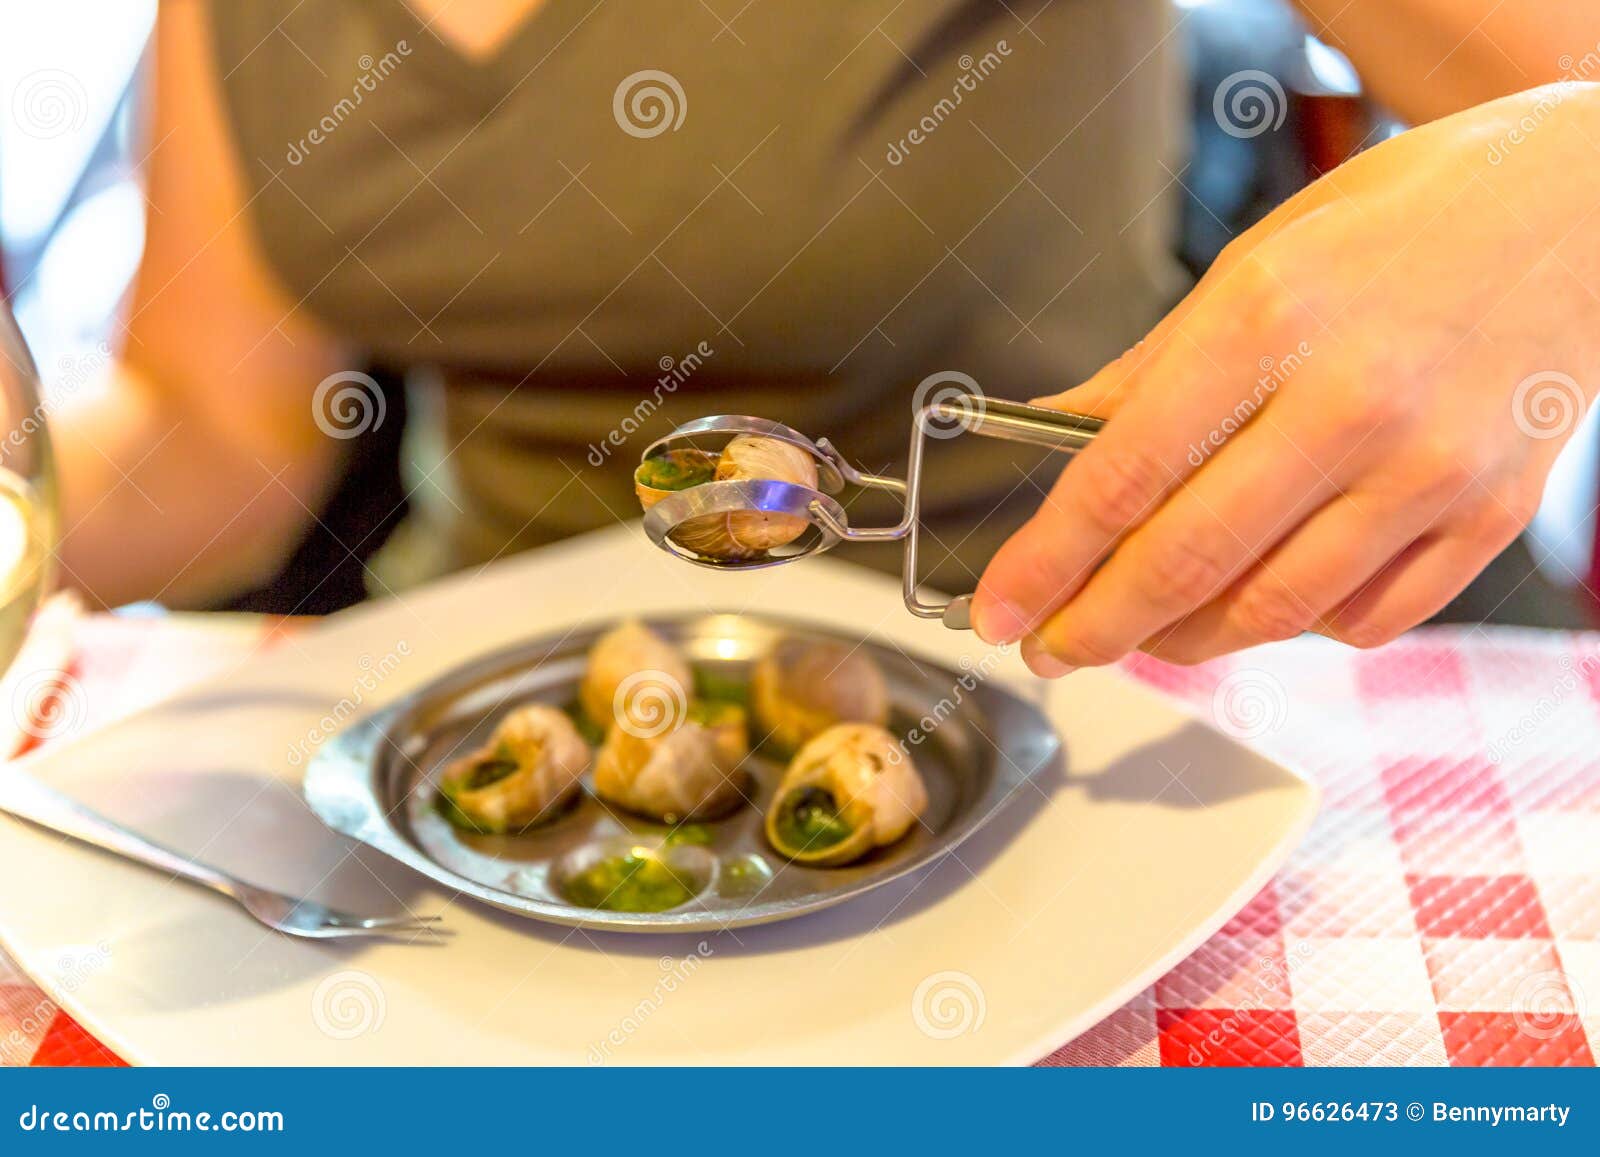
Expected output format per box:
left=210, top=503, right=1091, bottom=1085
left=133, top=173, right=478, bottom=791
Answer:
left=0, top=527, right=1317, bottom=1064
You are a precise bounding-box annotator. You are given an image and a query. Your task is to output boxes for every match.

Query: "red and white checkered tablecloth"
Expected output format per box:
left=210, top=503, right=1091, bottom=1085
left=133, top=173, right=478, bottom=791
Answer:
left=3, top=614, right=1598, bottom=1067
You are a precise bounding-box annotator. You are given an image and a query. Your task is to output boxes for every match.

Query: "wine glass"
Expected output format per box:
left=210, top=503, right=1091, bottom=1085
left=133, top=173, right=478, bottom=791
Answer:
left=0, top=301, right=57, bottom=674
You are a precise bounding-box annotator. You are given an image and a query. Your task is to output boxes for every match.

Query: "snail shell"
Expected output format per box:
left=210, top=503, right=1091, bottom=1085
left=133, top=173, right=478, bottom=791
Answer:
left=751, top=637, right=891, bottom=755
left=579, top=619, right=694, bottom=729
left=635, top=434, right=819, bottom=561
left=593, top=701, right=752, bottom=822
left=635, top=449, right=717, bottom=512
left=764, top=723, right=927, bottom=867
left=437, top=704, right=590, bottom=834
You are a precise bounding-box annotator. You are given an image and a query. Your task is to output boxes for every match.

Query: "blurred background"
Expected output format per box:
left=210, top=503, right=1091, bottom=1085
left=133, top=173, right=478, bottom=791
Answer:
left=3, top=0, right=1596, bottom=625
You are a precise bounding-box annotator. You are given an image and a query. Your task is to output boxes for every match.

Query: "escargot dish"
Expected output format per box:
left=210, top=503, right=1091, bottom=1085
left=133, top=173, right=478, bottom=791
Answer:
left=765, top=723, right=928, bottom=867
left=635, top=433, right=819, bottom=561
left=594, top=700, right=751, bottom=822
left=751, top=637, right=891, bottom=754
left=436, top=704, right=591, bottom=834
left=579, top=619, right=693, bottom=729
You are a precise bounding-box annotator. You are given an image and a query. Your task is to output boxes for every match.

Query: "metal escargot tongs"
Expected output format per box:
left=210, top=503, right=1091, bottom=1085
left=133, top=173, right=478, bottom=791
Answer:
left=639, top=389, right=1103, bottom=630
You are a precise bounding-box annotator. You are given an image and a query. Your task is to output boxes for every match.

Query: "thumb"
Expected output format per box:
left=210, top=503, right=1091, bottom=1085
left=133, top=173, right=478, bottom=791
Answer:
left=1030, top=346, right=1145, bottom=419
left=1032, top=281, right=1204, bottom=416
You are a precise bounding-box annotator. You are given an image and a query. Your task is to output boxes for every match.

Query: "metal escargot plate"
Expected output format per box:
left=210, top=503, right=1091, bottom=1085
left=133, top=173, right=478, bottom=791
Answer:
left=304, top=614, right=1061, bottom=933
left=1, top=530, right=1318, bottom=1064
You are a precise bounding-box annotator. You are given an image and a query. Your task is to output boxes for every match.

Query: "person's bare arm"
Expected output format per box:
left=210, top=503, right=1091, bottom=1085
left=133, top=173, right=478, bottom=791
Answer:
left=1290, top=1, right=1600, bottom=122
left=54, top=0, right=349, bottom=608
left=974, top=84, right=1600, bottom=673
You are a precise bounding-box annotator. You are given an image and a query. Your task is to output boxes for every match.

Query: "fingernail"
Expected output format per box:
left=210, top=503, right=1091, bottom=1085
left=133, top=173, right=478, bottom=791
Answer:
left=974, top=598, right=1028, bottom=645
left=1030, top=654, right=1077, bottom=679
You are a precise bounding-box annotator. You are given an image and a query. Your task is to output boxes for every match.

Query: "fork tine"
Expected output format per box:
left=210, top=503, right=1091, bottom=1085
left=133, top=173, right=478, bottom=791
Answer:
left=293, top=923, right=454, bottom=942
left=327, top=913, right=449, bottom=932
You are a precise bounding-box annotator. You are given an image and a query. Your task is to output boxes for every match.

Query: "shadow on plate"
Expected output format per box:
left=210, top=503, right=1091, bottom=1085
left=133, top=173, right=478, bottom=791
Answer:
left=1060, top=721, right=1296, bottom=809
left=58, top=769, right=443, bottom=1013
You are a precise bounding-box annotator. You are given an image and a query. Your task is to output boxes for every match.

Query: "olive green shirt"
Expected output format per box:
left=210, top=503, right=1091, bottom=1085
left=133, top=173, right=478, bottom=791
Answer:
left=209, top=0, right=1187, bottom=593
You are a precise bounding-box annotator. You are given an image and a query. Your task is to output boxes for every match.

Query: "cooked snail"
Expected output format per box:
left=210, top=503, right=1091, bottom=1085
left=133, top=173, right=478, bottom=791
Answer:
left=594, top=700, right=751, bottom=821
left=579, top=619, right=693, bottom=729
left=436, top=704, right=590, bottom=834
left=751, top=637, right=891, bottom=754
left=764, top=723, right=927, bottom=867
left=635, top=433, right=818, bottom=561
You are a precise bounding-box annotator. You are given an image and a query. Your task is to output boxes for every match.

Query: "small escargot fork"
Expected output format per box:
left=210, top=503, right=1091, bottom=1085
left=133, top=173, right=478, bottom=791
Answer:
left=0, top=770, right=448, bottom=941
left=640, top=396, right=1103, bottom=629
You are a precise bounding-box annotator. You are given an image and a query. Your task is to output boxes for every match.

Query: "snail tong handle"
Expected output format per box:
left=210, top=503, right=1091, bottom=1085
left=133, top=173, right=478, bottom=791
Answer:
left=905, top=397, right=1103, bottom=631
left=934, top=397, right=1103, bottom=454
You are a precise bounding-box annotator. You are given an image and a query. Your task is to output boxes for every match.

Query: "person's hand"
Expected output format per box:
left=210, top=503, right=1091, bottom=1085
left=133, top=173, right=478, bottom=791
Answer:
left=973, top=84, right=1600, bottom=675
